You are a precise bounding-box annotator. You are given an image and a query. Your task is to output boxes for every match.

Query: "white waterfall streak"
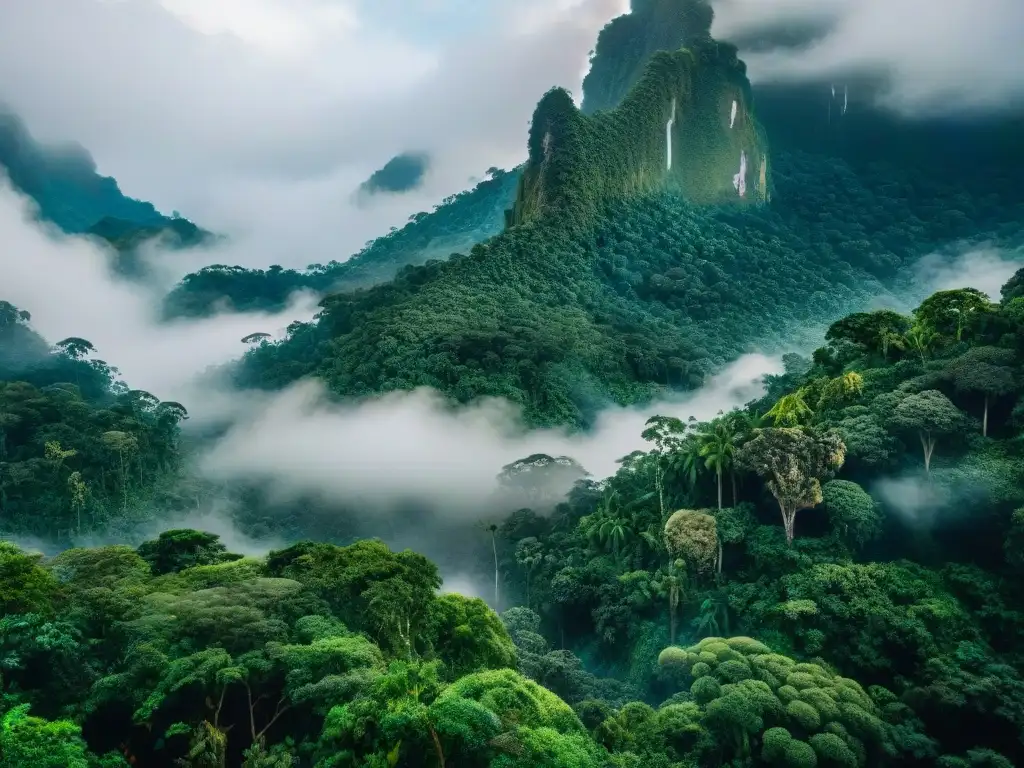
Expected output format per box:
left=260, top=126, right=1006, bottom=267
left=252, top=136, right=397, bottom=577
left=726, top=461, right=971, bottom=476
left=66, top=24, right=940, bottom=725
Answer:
left=732, top=150, right=747, bottom=197
left=843, top=86, right=848, bottom=116
left=730, top=99, right=738, bottom=129
left=666, top=97, right=676, bottom=170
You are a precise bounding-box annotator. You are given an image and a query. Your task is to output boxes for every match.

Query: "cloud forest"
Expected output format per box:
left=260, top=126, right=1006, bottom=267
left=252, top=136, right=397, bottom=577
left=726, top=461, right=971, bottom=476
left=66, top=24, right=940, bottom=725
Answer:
left=1, top=1, right=1024, bottom=767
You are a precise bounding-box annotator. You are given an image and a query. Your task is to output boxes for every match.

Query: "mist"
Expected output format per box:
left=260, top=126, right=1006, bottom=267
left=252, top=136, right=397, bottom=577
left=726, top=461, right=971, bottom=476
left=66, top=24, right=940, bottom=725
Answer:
left=198, top=353, right=782, bottom=515
left=911, top=247, right=1022, bottom=301
left=0, top=0, right=628, bottom=270
left=8, top=173, right=1023, bottom=531
left=0, top=177, right=778, bottom=535
left=0, top=180, right=317, bottom=403
left=713, top=0, right=1024, bottom=116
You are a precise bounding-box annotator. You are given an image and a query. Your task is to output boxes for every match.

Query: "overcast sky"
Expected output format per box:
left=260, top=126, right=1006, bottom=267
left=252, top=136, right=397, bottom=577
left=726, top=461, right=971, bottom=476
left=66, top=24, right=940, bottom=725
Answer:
left=0, top=0, right=629, bottom=268
left=0, top=0, right=1021, bottom=270
left=713, top=0, right=1024, bottom=115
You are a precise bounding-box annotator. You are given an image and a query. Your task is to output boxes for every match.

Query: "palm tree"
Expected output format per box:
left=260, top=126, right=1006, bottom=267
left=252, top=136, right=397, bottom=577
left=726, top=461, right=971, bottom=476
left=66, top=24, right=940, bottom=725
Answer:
left=657, top=563, right=686, bottom=645
left=723, top=410, right=762, bottom=505
left=668, top=435, right=704, bottom=507
left=905, top=323, right=938, bottom=363
left=699, top=420, right=736, bottom=512
left=598, top=517, right=631, bottom=560
left=693, top=589, right=731, bottom=639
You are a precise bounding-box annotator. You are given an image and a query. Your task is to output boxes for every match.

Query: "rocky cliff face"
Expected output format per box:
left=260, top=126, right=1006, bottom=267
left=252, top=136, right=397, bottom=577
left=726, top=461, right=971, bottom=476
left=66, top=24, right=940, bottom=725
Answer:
left=506, top=39, right=770, bottom=229
left=580, top=0, right=715, bottom=116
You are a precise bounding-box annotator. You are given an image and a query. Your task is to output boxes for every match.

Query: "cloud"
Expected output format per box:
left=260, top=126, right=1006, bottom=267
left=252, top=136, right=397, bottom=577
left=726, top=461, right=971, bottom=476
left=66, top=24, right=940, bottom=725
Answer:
left=0, top=175, right=778, bottom=520
left=860, top=246, right=1023, bottom=317
left=198, top=353, right=781, bottom=514
left=0, top=180, right=316, bottom=402
left=871, top=475, right=944, bottom=529
left=0, top=0, right=626, bottom=271
left=713, top=0, right=1024, bottom=115
left=912, top=247, right=1023, bottom=300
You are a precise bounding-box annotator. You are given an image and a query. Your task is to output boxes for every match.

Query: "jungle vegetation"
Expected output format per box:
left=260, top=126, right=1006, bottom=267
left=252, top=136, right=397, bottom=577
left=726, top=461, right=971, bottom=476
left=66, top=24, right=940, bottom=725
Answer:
left=2, top=269, right=1024, bottom=766
left=3, top=1, right=1024, bottom=766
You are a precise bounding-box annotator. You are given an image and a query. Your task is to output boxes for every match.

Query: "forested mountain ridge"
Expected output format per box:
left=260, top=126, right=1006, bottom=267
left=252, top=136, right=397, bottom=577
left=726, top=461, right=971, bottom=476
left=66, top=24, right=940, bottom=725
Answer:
left=231, top=20, right=1024, bottom=427
left=161, top=167, right=520, bottom=319
left=168, top=0, right=1011, bottom=430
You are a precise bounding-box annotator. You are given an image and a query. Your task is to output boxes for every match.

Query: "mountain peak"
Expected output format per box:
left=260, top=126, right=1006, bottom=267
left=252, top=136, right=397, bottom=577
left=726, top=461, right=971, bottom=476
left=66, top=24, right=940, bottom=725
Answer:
left=581, top=0, right=715, bottom=115
left=507, top=37, right=768, bottom=229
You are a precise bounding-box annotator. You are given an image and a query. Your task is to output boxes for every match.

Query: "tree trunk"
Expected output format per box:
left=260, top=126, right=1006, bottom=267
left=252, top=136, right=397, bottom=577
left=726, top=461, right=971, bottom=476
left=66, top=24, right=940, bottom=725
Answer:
left=656, top=464, right=665, bottom=522
left=920, top=432, right=936, bottom=473
left=669, top=602, right=677, bottom=645
left=781, top=505, right=795, bottom=547
left=119, top=452, right=127, bottom=512
left=983, top=395, right=989, bottom=437
left=429, top=726, right=446, bottom=768
left=716, top=469, right=722, bottom=510
left=731, top=470, right=737, bottom=506
left=717, top=538, right=723, bottom=574
left=491, top=531, right=500, bottom=610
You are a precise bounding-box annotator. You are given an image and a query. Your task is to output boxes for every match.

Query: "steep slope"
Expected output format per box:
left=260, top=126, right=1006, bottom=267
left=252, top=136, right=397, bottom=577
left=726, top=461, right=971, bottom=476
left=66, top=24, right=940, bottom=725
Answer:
left=233, top=22, right=1024, bottom=428
left=162, top=167, right=520, bottom=318
left=580, top=0, right=714, bottom=115
left=507, top=40, right=768, bottom=231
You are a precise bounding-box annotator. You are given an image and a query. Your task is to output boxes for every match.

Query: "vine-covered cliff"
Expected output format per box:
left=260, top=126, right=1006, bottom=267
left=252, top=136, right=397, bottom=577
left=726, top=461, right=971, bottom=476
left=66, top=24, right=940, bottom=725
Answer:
left=580, top=0, right=714, bottom=115
left=506, top=40, right=769, bottom=229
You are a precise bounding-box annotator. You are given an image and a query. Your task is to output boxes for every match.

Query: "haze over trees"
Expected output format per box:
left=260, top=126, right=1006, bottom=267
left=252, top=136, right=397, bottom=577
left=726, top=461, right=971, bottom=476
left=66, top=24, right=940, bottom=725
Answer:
left=2, top=0, right=1024, bottom=765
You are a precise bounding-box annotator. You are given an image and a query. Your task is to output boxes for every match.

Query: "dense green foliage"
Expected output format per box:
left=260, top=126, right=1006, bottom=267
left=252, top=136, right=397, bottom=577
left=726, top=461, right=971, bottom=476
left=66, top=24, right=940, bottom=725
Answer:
left=233, top=143, right=1023, bottom=428
left=161, top=167, right=520, bottom=318
left=5, top=2, right=1024, bottom=764
left=0, top=301, right=194, bottom=540
left=4, top=274, right=1024, bottom=764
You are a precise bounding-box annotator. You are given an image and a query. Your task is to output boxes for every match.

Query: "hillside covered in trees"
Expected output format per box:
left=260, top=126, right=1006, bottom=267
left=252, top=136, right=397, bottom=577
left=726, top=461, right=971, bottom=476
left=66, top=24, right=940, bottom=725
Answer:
left=213, top=1, right=1023, bottom=429
left=3, top=0, right=1024, bottom=765
left=2, top=268, right=1024, bottom=766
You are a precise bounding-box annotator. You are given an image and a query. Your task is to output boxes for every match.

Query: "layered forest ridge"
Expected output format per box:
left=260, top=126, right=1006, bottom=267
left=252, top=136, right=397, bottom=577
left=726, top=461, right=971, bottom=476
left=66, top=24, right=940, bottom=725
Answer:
left=0, top=107, right=213, bottom=273
left=230, top=24, right=1024, bottom=427
left=3, top=0, right=1024, bottom=766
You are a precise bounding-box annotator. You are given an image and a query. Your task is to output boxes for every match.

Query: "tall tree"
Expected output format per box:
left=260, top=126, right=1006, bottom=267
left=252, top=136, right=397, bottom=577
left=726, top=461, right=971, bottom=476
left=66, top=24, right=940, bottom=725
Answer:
left=641, top=415, right=687, bottom=520
left=947, top=347, right=1017, bottom=437
left=887, top=390, right=967, bottom=473
left=53, top=337, right=95, bottom=361
left=735, top=428, right=846, bottom=546
left=825, top=309, right=911, bottom=361
left=914, top=288, right=993, bottom=343
left=698, top=418, right=736, bottom=517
